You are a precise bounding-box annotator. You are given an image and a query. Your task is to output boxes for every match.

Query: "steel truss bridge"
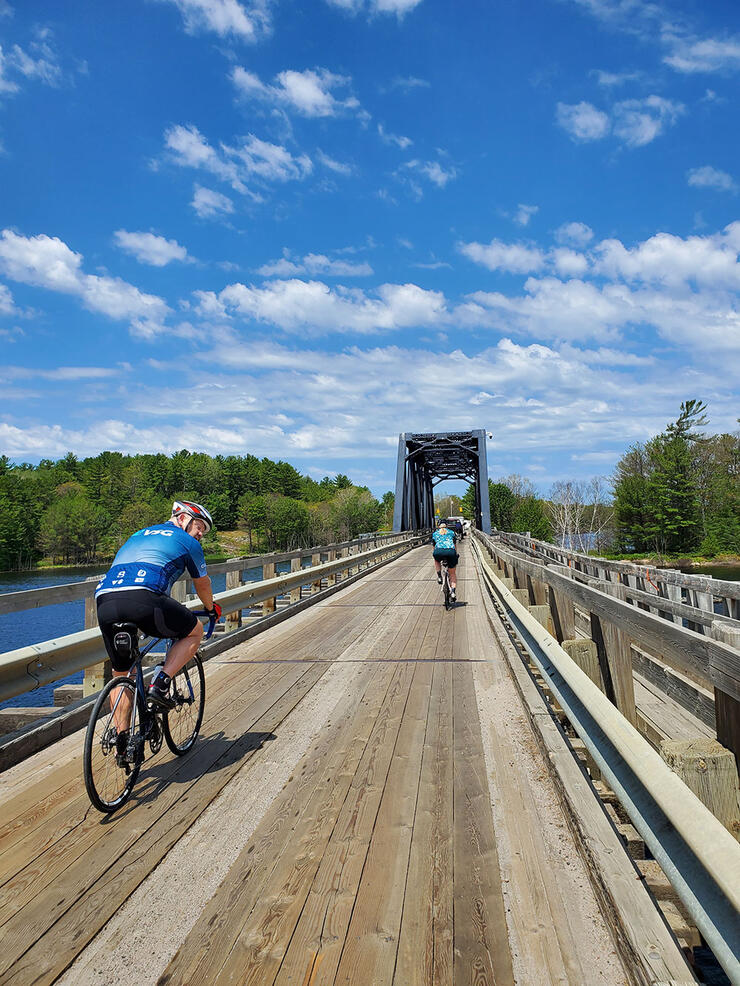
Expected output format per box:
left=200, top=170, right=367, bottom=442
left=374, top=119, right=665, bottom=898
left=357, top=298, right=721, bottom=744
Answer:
left=392, top=429, right=492, bottom=533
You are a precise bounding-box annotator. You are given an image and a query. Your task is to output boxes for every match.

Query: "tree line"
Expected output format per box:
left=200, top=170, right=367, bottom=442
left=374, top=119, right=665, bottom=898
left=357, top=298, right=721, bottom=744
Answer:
left=461, top=401, right=739, bottom=559
left=0, top=451, right=393, bottom=570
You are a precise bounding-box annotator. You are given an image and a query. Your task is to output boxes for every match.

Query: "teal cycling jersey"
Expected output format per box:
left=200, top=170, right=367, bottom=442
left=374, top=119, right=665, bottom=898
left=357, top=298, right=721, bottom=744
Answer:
left=95, top=522, right=207, bottom=597
left=432, top=529, right=457, bottom=552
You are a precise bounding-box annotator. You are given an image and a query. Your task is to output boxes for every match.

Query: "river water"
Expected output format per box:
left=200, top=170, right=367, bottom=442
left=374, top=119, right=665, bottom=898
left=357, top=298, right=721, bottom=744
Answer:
left=0, top=562, right=293, bottom=711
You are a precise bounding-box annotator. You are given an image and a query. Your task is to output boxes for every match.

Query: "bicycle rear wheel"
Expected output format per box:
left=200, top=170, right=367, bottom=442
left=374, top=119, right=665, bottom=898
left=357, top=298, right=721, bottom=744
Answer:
left=442, top=568, right=451, bottom=610
left=83, top=677, right=142, bottom=813
left=163, top=652, right=205, bottom=755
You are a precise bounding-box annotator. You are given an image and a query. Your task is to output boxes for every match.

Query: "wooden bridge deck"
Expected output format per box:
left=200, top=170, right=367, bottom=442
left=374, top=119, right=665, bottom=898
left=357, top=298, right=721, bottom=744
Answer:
left=0, top=545, right=637, bottom=986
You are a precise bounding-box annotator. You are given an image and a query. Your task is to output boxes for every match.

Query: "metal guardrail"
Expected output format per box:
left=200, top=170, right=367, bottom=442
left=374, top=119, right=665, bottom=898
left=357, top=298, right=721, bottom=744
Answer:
left=472, top=536, right=740, bottom=983
left=0, top=534, right=426, bottom=704
left=0, top=532, right=407, bottom=616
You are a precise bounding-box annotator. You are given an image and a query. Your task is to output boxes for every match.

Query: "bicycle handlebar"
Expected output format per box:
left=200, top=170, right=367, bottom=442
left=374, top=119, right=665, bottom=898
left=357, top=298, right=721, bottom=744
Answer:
left=192, top=608, right=218, bottom=640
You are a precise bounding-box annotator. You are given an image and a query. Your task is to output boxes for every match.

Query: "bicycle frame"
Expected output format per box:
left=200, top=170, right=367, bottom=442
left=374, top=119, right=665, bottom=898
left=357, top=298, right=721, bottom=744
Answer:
left=108, top=612, right=214, bottom=742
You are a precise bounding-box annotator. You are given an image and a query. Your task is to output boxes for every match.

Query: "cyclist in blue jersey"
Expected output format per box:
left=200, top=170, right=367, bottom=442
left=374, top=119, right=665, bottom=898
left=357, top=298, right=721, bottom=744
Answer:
left=431, top=520, right=459, bottom=601
left=96, top=501, right=222, bottom=715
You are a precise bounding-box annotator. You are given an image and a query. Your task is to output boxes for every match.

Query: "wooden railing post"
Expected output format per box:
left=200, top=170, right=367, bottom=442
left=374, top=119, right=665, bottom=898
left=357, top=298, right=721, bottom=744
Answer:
left=290, top=556, right=302, bottom=603
left=548, top=565, right=576, bottom=643
left=311, top=552, right=321, bottom=593
left=225, top=560, right=242, bottom=631
left=327, top=549, right=337, bottom=586
left=83, top=578, right=110, bottom=697
left=590, top=581, right=637, bottom=726
left=711, top=623, right=740, bottom=772
left=262, top=560, right=276, bottom=614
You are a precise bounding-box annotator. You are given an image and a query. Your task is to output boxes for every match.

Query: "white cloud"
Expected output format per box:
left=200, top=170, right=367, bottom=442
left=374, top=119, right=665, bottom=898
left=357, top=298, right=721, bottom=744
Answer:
left=555, top=221, right=594, bottom=247
left=551, top=248, right=589, bottom=277
left=191, top=184, right=235, bottom=217
left=612, top=95, right=683, bottom=147
left=231, top=66, right=360, bottom=118
left=3, top=364, right=120, bottom=381
left=0, top=46, right=19, bottom=95
left=594, top=69, right=640, bottom=86
left=316, top=150, right=353, bottom=175
left=114, top=230, right=191, bottom=267
left=403, top=159, right=457, bottom=188
left=458, top=239, right=546, bottom=274
left=324, top=0, right=423, bottom=16
left=467, top=277, right=628, bottom=342
left=557, top=96, right=683, bottom=147
left=388, top=75, right=430, bottom=90
left=514, top=204, right=538, bottom=227
left=154, top=0, right=270, bottom=40
left=664, top=36, right=740, bottom=74
left=164, top=124, right=312, bottom=193
left=378, top=123, right=412, bottom=149
left=556, top=101, right=610, bottom=141
left=0, top=230, right=170, bottom=332
left=0, top=32, right=64, bottom=96
left=6, top=38, right=62, bottom=86
left=687, top=166, right=736, bottom=193
left=0, top=282, right=15, bottom=313
left=256, top=252, right=373, bottom=277
left=195, top=278, right=447, bottom=334
left=593, top=225, right=740, bottom=289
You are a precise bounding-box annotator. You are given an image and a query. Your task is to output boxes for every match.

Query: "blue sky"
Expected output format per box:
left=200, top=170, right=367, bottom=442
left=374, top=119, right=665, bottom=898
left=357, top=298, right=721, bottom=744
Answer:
left=0, top=0, right=738, bottom=497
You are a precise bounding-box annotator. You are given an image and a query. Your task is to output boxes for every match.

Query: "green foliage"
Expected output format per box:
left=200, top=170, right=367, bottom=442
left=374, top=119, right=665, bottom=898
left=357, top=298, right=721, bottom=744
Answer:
left=512, top=496, right=552, bottom=540
left=489, top=482, right=517, bottom=530
left=613, top=400, right=739, bottom=556
left=0, top=450, right=384, bottom=569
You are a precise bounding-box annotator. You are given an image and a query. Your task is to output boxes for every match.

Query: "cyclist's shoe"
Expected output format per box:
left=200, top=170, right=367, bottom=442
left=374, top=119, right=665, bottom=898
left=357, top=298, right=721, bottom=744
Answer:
left=147, top=674, right=175, bottom=710
left=437, top=574, right=443, bottom=584
left=450, top=589, right=457, bottom=603
left=115, top=729, right=130, bottom=768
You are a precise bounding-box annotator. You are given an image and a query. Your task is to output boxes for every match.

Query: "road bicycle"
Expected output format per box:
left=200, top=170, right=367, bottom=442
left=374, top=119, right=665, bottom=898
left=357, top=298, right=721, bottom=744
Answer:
left=439, top=558, right=454, bottom=610
left=83, top=611, right=215, bottom=813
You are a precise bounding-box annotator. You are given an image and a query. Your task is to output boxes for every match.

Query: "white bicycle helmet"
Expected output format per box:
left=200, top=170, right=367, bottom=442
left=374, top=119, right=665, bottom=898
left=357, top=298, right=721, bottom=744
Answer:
left=172, top=500, right=214, bottom=533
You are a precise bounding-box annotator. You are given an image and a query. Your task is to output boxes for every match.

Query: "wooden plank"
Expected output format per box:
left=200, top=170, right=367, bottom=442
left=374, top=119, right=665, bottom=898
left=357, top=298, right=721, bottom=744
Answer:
left=331, top=662, right=433, bottom=986
left=474, top=556, right=695, bottom=986
left=0, top=663, right=331, bottom=985
left=393, top=662, right=453, bottom=986
left=162, top=661, right=415, bottom=985
left=0, top=657, right=281, bottom=884
left=452, top=661, right=515, bottom=986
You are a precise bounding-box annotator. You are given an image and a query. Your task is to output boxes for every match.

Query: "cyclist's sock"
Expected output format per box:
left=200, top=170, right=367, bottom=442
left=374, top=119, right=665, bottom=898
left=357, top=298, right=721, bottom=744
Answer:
left=152, top=670, right=171, bottom=690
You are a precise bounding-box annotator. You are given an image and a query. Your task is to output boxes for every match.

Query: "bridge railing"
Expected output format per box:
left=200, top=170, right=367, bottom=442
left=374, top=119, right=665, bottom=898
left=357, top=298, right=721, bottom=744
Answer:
left=497, top=530, right=740, bottom=626
left=473, top=530, right=740, bottom=792
left=0, top=532, right=426, bottom=707
left=471, top=533, right=740, bottom=983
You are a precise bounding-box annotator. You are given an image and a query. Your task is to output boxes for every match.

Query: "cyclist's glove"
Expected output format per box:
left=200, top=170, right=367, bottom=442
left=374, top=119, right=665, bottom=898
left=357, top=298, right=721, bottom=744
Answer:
left=207, top=603, right=222, bottom=620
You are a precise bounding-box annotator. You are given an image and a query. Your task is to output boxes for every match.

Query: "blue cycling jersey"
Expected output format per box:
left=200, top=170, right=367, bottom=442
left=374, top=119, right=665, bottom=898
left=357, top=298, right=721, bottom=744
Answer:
left=95, top=522, right=208, bottom=597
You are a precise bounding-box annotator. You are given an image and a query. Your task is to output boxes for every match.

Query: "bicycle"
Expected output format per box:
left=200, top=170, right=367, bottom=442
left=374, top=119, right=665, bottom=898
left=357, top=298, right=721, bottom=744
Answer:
left=439, top=558, right=453, bottom=610
left=83, top=610, right=215, bottom=813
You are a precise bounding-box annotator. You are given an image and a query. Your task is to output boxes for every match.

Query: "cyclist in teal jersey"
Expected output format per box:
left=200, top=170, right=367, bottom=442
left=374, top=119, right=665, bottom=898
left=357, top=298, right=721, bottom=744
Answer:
left=431, top=520, right=459, bottom=601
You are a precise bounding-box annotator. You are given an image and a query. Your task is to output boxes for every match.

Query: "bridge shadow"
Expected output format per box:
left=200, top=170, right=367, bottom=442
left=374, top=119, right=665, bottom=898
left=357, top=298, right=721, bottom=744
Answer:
left=102, top=729, right=277, bottom=821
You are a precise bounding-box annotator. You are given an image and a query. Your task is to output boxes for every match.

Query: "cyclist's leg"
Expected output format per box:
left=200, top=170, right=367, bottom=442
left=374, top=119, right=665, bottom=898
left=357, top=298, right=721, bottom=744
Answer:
left=97, top=593, right=140, bottom=736
left=164, top=619, right=203, bottom=678
left=447, top=553, right=459, bottom=589
left=143, top=594, right=203, bottom=679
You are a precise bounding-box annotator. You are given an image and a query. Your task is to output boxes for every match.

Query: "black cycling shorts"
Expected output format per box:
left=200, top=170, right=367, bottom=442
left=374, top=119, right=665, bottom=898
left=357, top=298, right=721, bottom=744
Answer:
left=96, top=589, right=198, bottom=671
left=433, top=548, right=459, bottom=569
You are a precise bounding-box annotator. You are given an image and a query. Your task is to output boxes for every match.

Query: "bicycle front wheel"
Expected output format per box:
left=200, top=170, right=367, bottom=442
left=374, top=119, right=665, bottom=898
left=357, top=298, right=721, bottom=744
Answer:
left=83, top=676, right=142, bottom=813
left=163, top=652, right=205, bottom=755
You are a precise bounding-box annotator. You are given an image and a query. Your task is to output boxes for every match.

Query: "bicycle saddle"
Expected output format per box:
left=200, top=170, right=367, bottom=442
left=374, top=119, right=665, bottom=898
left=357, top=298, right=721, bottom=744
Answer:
left=111, top=622, right=140, bottom=661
